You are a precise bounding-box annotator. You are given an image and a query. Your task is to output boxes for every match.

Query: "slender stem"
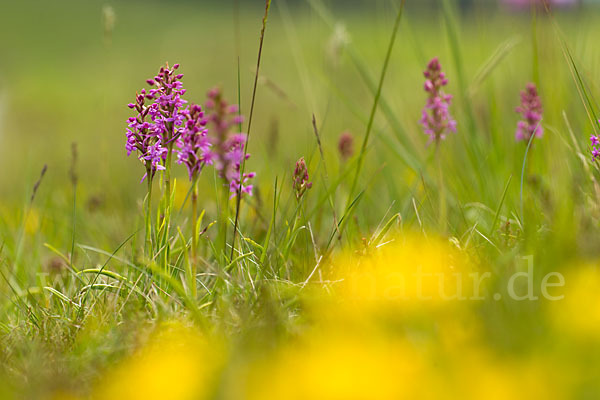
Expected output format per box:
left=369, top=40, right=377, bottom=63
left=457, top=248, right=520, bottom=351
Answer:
left=311, top=114, right=340, bottom=238
left=520, top=124, right=539, bottom=225
left=531, top=0, right=540, bottom=87
left=342, top=1, right=405, bottom=237
left=230, top=0, right=272, bottom=261
left=191, top=182, right=198, bottom=298
left=218, top=184, right=230, bottom=262
left=436, top=140, right=447, bottom=233
left=165, top=146, right=173, bottom=209
left=70, top=182, right=77, bottom=267
left=233, top=0, right=241, bottom=57
left=214, top=175, right=230, bottom=264
left=282, top=209, right=301, bottom=271
left=145, top=172, right=153, bottom=259
left=161, top=145, right=173, bottom=274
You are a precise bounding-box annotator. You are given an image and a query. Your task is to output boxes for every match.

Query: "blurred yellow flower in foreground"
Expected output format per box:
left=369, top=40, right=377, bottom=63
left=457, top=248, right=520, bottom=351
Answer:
left=549, top=264, right=600, bottom=339
left=240, top=319, right=558, bottom=400
left=87, top=237, right=595, bottom=400
left=92, top=321, right=224, bottom=400
left=309, top=234, right=479, bottom=330
left=333, top=235, right=475, bottom=303
left=435, top=343, right=563, bottom=400
left=267, top=234, right=559, bottom=400
left=243, top=333, right=427, bottom=400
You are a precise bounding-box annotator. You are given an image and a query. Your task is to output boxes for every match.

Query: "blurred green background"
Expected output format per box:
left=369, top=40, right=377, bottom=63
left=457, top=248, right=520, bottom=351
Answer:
left=1, top=0, right=600, bottom=269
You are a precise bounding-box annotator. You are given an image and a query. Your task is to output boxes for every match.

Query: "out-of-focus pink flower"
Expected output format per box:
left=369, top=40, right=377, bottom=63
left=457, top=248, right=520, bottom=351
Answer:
left=515, top=83, right=543, bottom=142
left=293, top=157, right=312, bottom=200
left=204, top=88, right=255, bottom=198
left=420, top=58, right=456, bottom=144
left=338, top=131, right=354, bottom=161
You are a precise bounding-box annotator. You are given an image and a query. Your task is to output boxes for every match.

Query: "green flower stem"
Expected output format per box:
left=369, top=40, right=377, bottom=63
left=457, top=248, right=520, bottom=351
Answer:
left=162, top=145, right=174, bottom=274
left=191, top=182, right=199, bottom=298
left=216, top=182, right=230, bottom=264
left=436, top=140, right=447, bottom=233
left=145, top=169, right=153, bottom=259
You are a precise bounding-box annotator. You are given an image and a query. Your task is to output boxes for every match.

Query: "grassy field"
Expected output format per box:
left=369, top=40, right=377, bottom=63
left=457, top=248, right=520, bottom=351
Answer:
left=1, top=0, right=600, bottom=398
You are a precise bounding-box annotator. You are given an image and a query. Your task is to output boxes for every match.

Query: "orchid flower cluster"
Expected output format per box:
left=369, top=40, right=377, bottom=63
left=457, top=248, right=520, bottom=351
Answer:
left=125, top=64, right=254, bottom=197
left=590, top=127, right=600, bottom=161
left=126, top=63, right=189, bottom=182
left=205, top=87, right=255, bottom=197
left=420, top=57, right=457, bottom=144
left=515, top=83, right=543, bottom=142
left=177, top=104, right=210, bottom=181
left=293, top=157, right=312, bottom=200
left=126, top=88, right=166, bottom=182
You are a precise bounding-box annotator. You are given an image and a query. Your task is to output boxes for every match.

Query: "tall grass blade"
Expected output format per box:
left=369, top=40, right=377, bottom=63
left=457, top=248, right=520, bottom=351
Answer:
left=306, top=0, right=421, bottom=178
left=231, top=0, right=272, bottom=261
left=531, top=3, right=540, bottom=86
left=519, top=122, right=540, bottom=223
left=488, top=174, right=512, bottom=236
left=259, top=177, right=279, bottom=265
left=468, top=36, right=521, bottom=97
left=344, top=0, right=406, bottom=237
left=78, top=231, right=138, bottom=320
left=545, top=3, right=599, bottom=133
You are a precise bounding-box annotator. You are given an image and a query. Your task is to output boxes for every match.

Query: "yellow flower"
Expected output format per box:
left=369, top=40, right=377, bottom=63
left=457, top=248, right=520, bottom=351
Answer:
left=243, top=333, right=428, bottom=400
left=439, top=349, right=563, bottom=400
left=92, top=321, right=224, bottom=400
left=548, top=263, right=600, bottom=339
left=336, top=235, right=473, bottom=301
left=308, top=234, right=478, bottom=331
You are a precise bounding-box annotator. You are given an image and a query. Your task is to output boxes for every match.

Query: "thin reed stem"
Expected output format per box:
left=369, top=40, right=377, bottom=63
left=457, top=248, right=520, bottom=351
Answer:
left=436, top=140, right=447, bottom=233
left=230, top=0, right=272, bottom=261
left=342, top=0, right=405, bottom=237
left=216, top=183, right=230, bottom=263
left=191, top=182, right=198, bottom=298
left=145, top=171, right=153, bottom=259
left=531, top=1, right=540, bottom=87
left=162, top=146, right=174, bottom=273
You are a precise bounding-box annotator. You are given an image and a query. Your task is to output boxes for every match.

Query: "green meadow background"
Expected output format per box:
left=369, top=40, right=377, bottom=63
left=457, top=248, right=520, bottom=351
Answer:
left=2, top=1, right=599, bottom=269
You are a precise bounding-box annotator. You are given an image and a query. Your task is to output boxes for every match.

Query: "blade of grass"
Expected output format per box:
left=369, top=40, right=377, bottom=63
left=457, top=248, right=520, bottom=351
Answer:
left=545, top=2, right=599, bottom=134
left=467, top=36, right=521, bottom=98
left=277, top=0, right=317, bottom=112
left=441, top=0, right=485, bottom=196
left=43, top=286, right=80, bottom=309
left=145, top=261, right=204, bottom=324
left=371, top=213, right=401, bottom=247
left=259, top=177, right=278, bottom=265
left=531, top=2, right=540, bottom=86
left=307, top=0, right=421, bottom=180
left=488, top=174, right=512, bottom=236
left=231, top=0, right=272, bottom=261
left=520, top=123, right=541, bottom=223
left=0, top=268, right=40, bottom=329
left=70, top=143, right=78, bottom=267
left=78, top=231, right=138, bottom=321
left=342, top=0, right=406, bottom=238
left=312, top=114, right=340, bottom=237
left=441, top=0, right=474, bottom=126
